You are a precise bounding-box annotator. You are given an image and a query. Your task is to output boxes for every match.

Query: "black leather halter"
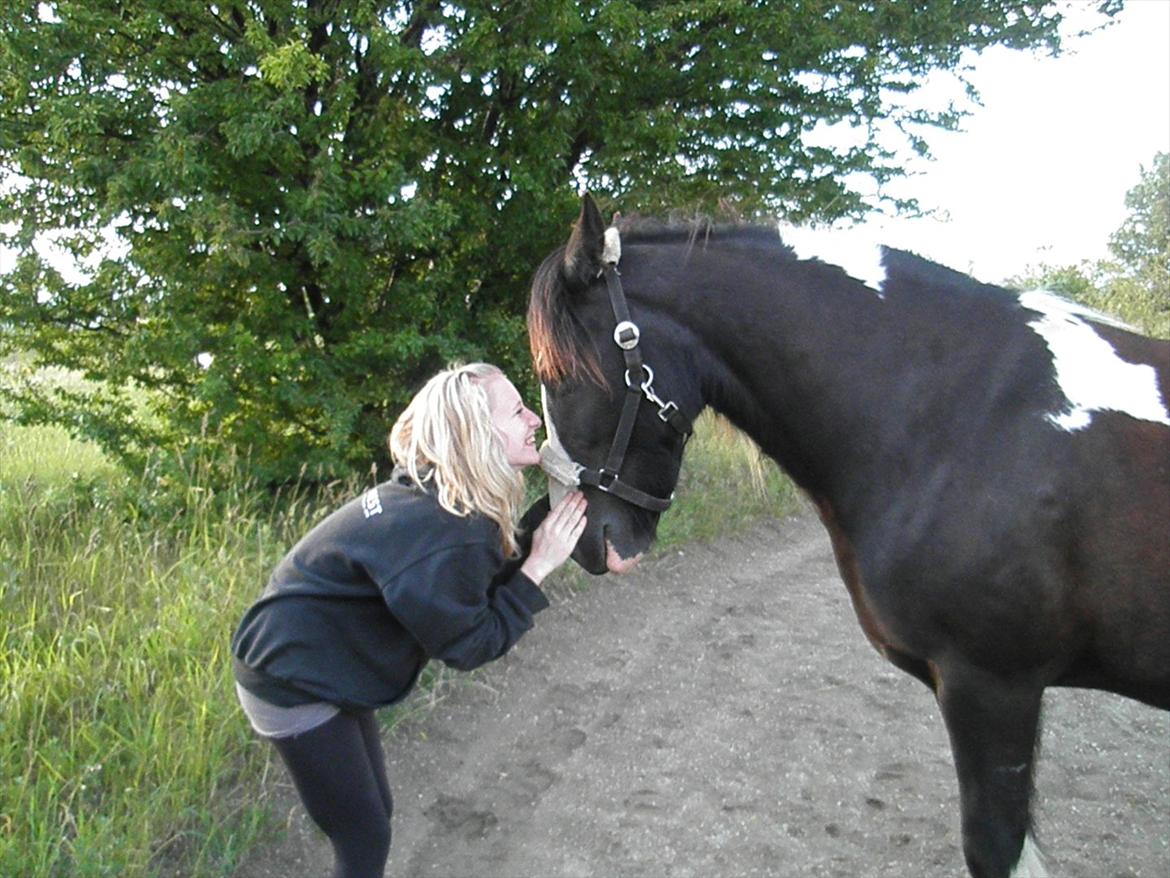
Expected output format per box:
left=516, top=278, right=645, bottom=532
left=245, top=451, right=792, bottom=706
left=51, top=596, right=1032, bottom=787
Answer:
left=573, top=264, right=692, bottom=512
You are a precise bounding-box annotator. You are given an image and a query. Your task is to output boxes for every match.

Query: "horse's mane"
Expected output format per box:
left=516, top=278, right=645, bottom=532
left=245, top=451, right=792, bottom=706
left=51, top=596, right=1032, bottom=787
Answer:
left=528, top=215, right=795, bottom=386
left=617, top=214, right=794, bottom=254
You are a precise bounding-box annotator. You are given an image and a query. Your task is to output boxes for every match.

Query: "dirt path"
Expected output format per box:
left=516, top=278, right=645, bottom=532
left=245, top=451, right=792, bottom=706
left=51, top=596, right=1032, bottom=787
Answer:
left=235, top=511, right=1169, bottom=878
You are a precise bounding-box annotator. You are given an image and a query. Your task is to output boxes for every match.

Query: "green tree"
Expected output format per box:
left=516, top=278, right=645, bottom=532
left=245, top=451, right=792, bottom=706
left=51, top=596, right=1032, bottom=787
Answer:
left=1012, top=152, right=1168, bottom=338
left=0, top=0, right=1114, bottom=482
left=1108, top=151, right=1169, bottom=319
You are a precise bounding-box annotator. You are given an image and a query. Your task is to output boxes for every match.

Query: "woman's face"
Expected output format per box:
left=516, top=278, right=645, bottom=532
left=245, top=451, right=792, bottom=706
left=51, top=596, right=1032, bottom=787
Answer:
left=483, top=374, right=542, bottom=468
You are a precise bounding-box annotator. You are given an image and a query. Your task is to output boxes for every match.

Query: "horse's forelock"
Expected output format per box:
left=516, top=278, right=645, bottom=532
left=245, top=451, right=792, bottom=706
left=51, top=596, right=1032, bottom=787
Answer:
left=527, top=248, right=604, bottom=387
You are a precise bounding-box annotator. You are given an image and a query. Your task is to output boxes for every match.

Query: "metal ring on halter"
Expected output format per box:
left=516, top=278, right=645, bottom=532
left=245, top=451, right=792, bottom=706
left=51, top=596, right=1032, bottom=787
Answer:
left=613, top=320, right=640, bottom=350
left=625, top=364, right=652, bottom=390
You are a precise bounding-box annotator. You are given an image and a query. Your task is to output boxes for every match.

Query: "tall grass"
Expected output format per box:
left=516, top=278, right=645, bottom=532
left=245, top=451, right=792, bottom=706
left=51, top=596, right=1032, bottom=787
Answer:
left=0, top=412, right=797, bottom=877
left=0, top=426, right=351, bottom=876
left=658, top=411, right=800, bottom=548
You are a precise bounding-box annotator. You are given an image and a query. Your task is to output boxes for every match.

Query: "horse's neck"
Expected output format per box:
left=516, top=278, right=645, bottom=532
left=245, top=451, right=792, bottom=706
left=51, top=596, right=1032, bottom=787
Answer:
left=680, top=266, right=896, bottom=496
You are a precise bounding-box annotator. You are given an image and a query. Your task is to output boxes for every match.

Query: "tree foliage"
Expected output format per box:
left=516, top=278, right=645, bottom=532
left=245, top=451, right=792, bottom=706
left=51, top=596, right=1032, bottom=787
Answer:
left=0, top=0, right=1111, bottom=482
left=1109, top=151, right=1169, bottom=310
left=1012, top=151, right=1168, bottom=338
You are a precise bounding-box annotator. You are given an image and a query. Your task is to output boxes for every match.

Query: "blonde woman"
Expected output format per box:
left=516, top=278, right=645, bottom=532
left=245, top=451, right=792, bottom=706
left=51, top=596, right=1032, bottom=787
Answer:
left=232, top=363, right=586, bottom=878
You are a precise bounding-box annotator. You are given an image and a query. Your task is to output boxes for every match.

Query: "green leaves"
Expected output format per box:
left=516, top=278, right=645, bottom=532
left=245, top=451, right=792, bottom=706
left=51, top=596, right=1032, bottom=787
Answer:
left=1, top=0, right=1098, bottom=484
left=258, top=36, right=330, bottom=91
left=1110, top=151, right=1169, bottom=306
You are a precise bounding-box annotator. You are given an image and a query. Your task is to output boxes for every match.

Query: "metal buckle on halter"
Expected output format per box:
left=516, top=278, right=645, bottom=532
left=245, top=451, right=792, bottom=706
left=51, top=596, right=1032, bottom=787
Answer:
left=613, top=320, right=640, bottom=350
left=656, top=400, right=679, bottom=423
left=625, top=364, right=651, bottom=391
left=597, top=468, right=619, bottom=491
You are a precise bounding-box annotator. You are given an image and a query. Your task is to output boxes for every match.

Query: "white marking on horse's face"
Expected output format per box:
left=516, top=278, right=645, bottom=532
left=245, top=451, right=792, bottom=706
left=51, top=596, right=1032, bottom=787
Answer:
left=775, top=222, right=887, bottom=295
left=1009, top=835, right=1048, bottom=878
left=539, top=384, right=580, bottom=508
left=1020, top=290, right=1170, bottom=432
left=539, top=384, right=643, bottom=575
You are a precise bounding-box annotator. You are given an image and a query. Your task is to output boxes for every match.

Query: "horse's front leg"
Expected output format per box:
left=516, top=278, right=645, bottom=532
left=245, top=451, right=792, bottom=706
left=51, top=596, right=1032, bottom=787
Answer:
left=934, top=663, right=1046, bottom=878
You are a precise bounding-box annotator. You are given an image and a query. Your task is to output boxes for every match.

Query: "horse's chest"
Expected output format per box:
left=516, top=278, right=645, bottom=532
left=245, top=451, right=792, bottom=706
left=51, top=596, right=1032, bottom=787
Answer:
left=813, top=498, right=919, bottom=658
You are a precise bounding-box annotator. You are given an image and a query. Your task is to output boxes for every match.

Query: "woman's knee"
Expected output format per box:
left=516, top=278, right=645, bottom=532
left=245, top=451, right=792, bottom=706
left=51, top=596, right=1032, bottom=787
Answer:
left=332, top=809, right=391, bottom=878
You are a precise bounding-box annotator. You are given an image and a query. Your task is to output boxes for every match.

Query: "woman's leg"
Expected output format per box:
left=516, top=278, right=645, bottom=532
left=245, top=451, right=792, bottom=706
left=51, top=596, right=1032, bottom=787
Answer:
left=355, top=709, right=394, bottom=820
left=272, top=710, right=392, bottom=878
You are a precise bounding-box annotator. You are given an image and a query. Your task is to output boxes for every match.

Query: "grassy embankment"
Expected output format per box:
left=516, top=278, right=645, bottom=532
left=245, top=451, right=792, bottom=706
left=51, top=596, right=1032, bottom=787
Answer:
left=0, top=411, right=798, bottom=878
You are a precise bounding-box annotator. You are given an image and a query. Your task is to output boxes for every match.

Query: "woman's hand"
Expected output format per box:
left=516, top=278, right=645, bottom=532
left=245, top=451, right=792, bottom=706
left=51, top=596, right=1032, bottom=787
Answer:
left=520, top=491, right=587, bottom=585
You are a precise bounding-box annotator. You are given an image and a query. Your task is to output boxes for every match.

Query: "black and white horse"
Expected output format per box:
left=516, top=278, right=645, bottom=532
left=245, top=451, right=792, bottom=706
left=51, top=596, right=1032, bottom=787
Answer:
left=528, top=195, right=1169, bottom=878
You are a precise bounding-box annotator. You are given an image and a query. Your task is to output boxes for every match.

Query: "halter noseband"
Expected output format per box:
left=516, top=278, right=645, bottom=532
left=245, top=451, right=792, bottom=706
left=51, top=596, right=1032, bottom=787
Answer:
left=541, top=235, right=692, bottom=513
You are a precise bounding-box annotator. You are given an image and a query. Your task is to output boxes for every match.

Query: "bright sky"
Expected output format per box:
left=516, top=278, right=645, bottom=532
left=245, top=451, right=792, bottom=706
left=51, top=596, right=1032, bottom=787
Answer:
left=859, top=0, right=1170, bottom=285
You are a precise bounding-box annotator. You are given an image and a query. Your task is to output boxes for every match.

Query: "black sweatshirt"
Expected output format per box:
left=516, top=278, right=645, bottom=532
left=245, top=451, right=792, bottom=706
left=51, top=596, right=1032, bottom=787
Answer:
left=232, top=472, right=550, bottom=710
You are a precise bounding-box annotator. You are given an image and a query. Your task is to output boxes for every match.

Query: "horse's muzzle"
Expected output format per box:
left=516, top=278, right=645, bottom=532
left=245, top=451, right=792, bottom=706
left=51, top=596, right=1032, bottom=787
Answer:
left=605, top=539, right=641, bottom=574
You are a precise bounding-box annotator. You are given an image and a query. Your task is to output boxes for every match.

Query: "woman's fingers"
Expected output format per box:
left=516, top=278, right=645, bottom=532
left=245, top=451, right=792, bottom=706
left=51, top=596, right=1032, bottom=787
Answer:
left=521, top=492, right=588, bottom=583
left=539, top=491, right=587, bottom=553
left=548, top=491, right=585, bottom=526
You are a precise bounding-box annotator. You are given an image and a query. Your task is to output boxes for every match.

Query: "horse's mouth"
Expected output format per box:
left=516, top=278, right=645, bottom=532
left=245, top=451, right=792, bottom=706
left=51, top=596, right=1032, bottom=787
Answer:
left=572, top=521, right=646, bottom=575
left=605, top=537, right=641, bottom=574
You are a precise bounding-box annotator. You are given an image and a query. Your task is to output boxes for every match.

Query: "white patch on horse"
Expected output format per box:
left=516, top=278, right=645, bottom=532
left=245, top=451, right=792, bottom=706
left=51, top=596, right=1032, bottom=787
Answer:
left=1020, top=288, right=1135, bottom=331
left=1009, top=834, right=1048, bottom=878
left=1020, top=289, right=1170, bottom=432
left=539, top=384, right=583, bottom=508
left=775, top=222, right=887, bottom=295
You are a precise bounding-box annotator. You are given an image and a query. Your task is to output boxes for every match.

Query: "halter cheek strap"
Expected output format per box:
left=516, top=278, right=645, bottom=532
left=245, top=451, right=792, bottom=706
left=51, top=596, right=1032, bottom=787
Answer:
left=539, top=240, right=691, bottom=514
left=584, top=265, right=690, bottom=512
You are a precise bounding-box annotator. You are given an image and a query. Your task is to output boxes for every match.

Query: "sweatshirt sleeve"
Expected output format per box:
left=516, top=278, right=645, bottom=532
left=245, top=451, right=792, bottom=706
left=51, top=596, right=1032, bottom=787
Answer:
left=380, top=539, right=550, bottom=672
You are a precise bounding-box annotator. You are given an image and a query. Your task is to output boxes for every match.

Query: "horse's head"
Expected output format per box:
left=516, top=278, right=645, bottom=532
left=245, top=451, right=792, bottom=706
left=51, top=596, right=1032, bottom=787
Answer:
left=528, top=195, right=697, bottom=574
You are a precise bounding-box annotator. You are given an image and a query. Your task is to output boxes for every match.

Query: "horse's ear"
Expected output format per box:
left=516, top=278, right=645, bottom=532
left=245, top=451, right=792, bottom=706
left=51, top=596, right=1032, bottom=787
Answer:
left=562, top=193, right=607, bottom=291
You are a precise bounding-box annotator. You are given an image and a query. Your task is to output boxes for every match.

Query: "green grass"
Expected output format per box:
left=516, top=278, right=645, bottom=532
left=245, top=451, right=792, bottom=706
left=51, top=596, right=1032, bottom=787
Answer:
left=659, top=411, right=800, bottom=548
left=0, top=412, right=798, bottom=877
left=0, top=425, right=346, bottom=877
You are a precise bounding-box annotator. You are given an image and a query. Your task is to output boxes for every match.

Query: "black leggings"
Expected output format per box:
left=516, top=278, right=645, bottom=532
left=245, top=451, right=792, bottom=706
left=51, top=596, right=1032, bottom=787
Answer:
left=272, top=709, right=393, bottom=878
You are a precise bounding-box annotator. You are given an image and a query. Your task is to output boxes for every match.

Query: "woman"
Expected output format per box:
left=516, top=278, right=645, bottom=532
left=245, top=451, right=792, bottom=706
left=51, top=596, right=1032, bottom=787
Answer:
left=231, top=363, right=587, bottom=878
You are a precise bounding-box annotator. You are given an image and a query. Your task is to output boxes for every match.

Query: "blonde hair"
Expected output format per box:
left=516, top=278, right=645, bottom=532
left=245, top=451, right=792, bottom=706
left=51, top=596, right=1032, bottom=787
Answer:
left=388, top=362, right=525, bottom=556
